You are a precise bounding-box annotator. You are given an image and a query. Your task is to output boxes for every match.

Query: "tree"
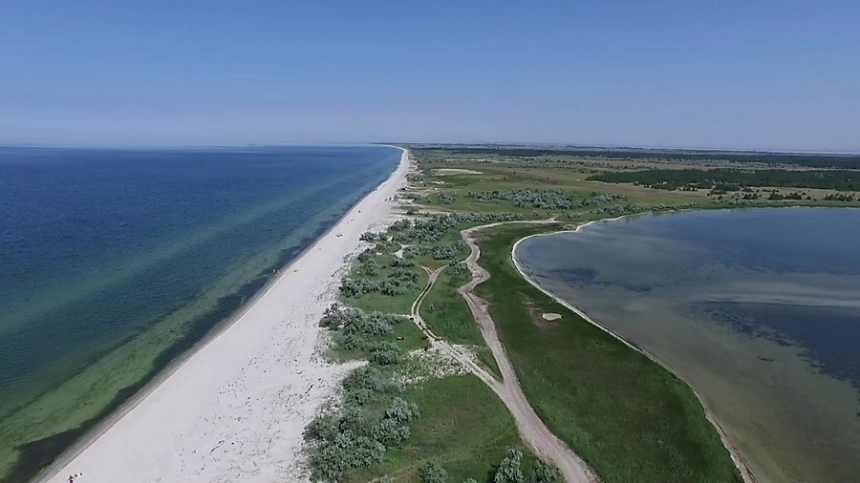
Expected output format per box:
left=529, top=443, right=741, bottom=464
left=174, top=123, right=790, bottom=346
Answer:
left=419, top=462, right=448, bottom=483
left=494, top=449, right=524, bottom=483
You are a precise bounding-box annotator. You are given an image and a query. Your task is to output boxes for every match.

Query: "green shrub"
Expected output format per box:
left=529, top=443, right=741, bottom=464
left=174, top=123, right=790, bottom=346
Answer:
left=385, top=397, right=420, bottom=423
left=371, top=342, right=403, bottom=365
left=309, top=431, right=386, bottom=482
left=527, top=461, right=561, bottom=483
left=372, top=418, right=410, bottom=446
left=340, top=277, right=379, bottom=297
left=419, top=462, right=448, bottom=483
left=494, top=449, right=524, bottom=483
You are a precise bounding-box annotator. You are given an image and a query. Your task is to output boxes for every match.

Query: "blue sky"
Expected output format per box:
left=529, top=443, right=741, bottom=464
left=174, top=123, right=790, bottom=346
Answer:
left=1, top=0, right=858, bottom=151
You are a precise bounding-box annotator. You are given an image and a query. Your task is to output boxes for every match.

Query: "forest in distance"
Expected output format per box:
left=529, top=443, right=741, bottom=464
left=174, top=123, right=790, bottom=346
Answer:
left=427, top=146, right=860, bottom=169
left=588, top=168, right=859, bottom=192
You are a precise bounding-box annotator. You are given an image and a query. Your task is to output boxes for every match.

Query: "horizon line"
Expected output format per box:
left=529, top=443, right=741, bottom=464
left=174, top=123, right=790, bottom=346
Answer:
left=2, top=142, right=859, bottom=157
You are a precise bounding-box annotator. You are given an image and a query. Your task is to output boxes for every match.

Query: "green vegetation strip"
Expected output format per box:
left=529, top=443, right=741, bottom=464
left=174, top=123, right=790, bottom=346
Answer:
left=419, top=269, right=501, bottom=378
left=307, top=212, right=568, bottom=482
left=435, top=146, right=860, bottom=169
left=475, top=224, right=743, bottom=483
left=589, top=168, right=860, bottom=192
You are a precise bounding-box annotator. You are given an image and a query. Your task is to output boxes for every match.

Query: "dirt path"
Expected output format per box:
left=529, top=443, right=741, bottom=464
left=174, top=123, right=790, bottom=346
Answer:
left=404, top=219, right=596, bottom=482
left=456, top=222, right=597, bottom=483
left=409, top=266, right=503, bottom=390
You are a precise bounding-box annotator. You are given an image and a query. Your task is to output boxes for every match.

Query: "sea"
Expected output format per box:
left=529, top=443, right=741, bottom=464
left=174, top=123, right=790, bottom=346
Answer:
left=515, top=208, right=860, bottom=483
left=0, top=145, right=400, bottom=483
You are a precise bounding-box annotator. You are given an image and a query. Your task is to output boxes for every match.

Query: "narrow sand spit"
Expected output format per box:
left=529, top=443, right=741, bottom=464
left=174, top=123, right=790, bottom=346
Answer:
left=37, top=148, right=410, bottom=483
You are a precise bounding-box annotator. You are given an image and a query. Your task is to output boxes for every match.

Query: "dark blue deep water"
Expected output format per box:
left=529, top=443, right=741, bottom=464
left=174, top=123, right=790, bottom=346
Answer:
left=516, top=208, right=860, bottom=482
left=0, top=145, right=399, bottom=482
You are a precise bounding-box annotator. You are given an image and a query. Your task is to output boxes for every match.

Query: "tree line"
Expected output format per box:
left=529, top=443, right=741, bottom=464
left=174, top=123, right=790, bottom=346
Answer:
left=589, top=168, right=860, bottom=192
left=467, top=189, right=624, bottom=210
left=431, top=147, right=860, bottom=169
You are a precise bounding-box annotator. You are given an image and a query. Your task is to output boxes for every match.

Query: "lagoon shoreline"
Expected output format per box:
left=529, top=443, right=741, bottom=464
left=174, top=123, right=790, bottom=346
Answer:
left=510, top=217, right=759, bottom=483
left=33, top=148, right=410, bottom=483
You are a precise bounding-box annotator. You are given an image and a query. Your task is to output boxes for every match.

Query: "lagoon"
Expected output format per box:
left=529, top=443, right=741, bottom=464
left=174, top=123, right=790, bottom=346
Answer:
left=515, top=208, right=860, bottom=483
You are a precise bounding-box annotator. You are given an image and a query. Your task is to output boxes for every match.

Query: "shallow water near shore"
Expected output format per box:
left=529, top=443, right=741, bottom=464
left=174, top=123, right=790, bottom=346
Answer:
left=515, top=208, right=860, bottom=483
left=0, top=145, right=399, bottom=482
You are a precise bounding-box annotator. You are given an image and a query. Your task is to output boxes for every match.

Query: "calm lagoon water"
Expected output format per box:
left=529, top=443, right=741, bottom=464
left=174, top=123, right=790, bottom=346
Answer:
left=515, top=208, right=860, bottom=483
left=0, top=145, right=399, bottom=482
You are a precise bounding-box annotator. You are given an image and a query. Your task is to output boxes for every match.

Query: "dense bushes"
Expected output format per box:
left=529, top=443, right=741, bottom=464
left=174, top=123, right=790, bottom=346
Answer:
left=371, top=342, right=403, bottom=365
left=825, top=192, right=856, bottom=202
left=447, top=262, right=470, bottom=277
left=589, top=168, right=860, bottom=192
left=434, top=146, right=860, bottom=169
left=494, top=449, right=525, bottom=483
left=412, top=449, right=561, bottom=483
left=389, top=213, right=523, bottom=245
left=308, top=305, right=420, bottom=482
left=528, top=461, right=562, bottom=483
left=419, top=462, right=449, bottom=483
left=467, top=189, right=624, bottom=210
left=341, top=272, right=418, bottom=298
left=320, top=305, right=408, bottom=353
left=433, top=242, right=466, bottom=262
left=340, top=277, right=380, bottom=297
left=584, top=202, right=701, bottom=218
left=305, top=385, right=417, bottom=481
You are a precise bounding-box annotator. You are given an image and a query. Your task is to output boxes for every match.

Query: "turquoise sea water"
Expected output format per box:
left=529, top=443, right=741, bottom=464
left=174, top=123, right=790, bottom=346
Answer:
left=0, top=145, right=399, bottom=482
left=515, top=208, right=860, bottom=483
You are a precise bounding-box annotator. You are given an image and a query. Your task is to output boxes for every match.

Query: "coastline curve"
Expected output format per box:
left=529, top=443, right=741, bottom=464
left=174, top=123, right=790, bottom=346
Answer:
left=510, top=219, right=758, bottom=483
left=33, top=147, right=411, bottom=483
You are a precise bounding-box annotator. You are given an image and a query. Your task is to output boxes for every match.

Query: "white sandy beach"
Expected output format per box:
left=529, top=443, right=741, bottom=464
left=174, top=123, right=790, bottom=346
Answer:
left=38, top=148, right=409, bottom=483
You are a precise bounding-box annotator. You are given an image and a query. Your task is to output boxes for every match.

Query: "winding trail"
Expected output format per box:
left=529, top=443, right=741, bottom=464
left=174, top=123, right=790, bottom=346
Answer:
left=409, top=266, right=503, bottom=391
left=405, top=218, right=596, bottom=483
left=457, top=222, right=597, bottom=483
left=410, top=216, right=754, bottom=483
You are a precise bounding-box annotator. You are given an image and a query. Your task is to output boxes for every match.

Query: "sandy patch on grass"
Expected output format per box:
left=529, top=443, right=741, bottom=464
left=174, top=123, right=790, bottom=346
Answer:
left=433, top=168, right=483, bottom=176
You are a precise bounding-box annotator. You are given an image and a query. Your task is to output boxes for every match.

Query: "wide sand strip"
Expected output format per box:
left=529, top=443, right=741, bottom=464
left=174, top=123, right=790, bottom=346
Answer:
left=38, top=148, right=409, bottom=483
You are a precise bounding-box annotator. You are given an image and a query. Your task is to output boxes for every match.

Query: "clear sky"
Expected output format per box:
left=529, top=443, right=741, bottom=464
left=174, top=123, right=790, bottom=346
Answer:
left=1, top=0, right=858, bottom=151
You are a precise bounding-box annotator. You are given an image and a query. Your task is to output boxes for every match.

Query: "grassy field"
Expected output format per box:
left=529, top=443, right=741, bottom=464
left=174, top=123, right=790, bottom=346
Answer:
left=347, top=375, right=531, bottom=483
left=418, top=269, right=501, bottom=377
left=475, top=224, right=742, bottom=483
left=310, top=205, right=534, bottom=481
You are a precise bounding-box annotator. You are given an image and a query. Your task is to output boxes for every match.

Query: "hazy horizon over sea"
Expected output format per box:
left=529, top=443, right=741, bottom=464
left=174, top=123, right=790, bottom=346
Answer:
left=0, top=145, right=400, bottom=483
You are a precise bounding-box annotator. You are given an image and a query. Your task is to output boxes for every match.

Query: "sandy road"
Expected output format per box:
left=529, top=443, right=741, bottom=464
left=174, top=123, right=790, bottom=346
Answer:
left=457, top=222, right=597, bottom=483
left=404, top=218, right=596, bottom=483
left=409, top=266, right=503, bottom=391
